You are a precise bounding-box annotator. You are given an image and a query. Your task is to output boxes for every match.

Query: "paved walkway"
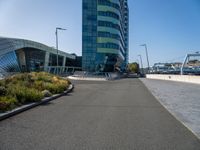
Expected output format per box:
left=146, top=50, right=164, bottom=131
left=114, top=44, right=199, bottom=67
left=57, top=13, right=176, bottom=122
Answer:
left=0, top=79, right=200, bottom=150
left=141, top=78, right=200, bottom=139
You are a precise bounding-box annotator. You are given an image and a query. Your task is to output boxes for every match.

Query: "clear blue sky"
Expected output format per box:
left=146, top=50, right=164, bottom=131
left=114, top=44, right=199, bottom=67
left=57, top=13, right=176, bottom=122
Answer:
left=0, top=0, right=200, bottom=67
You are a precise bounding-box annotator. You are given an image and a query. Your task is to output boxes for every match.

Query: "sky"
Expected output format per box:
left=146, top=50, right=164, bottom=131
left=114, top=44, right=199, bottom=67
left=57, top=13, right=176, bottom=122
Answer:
left=0, top=0, right=200, bottom=67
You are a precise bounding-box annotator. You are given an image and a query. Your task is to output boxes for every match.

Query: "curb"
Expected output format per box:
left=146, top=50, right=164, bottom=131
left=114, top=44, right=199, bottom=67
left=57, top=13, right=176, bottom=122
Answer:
left=0, top=84, right=74, bottom=121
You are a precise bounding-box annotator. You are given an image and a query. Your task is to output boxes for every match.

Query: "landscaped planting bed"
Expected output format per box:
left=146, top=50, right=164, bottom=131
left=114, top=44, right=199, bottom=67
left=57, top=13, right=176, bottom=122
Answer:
left=0, top=72, right=71, bottom=112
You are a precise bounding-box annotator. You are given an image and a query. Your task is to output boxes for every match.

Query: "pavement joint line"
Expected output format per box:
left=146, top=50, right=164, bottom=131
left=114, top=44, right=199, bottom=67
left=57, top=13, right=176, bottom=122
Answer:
left=0, top=84, right=74, bottom=122
left=62, top=105, right=164, bottom=108
left=140, top=78, right=200, bottom=141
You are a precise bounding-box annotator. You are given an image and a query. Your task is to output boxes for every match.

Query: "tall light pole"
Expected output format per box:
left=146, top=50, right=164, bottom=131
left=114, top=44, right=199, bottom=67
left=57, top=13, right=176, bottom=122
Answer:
left=138, top=55, right=144, bottom=74
left=56, top=27, right=66, bottom=75
left=140, top=44, right=150, bottom=73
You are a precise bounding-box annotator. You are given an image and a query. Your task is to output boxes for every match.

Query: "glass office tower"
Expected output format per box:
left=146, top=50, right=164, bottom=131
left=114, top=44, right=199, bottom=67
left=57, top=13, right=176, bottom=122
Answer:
left=82, top=0, right=129, bottom=72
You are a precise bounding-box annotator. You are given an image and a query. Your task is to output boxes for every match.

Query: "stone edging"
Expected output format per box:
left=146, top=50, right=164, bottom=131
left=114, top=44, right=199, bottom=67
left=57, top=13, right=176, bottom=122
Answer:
left=0, top=84, right=74, bottom=121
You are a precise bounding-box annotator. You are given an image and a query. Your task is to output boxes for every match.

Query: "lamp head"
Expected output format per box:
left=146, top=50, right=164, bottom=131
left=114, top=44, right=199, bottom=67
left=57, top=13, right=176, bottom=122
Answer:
left=140, top=44, right=146, bottom=47
left=56, top=27, right=67, bottom=30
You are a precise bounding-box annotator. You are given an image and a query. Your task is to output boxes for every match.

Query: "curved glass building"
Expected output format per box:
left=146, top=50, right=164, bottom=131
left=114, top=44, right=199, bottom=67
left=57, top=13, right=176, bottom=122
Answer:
left=0, top=37, right=79, bottom=76
left=82, top=0, right=129, bottom=72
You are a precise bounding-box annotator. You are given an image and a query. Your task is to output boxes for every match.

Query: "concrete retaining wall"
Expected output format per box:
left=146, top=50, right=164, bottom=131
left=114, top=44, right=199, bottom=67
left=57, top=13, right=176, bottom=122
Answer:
left=146, top=74, right=200, bottom=84
left=67, top=76, right=107, bottom=81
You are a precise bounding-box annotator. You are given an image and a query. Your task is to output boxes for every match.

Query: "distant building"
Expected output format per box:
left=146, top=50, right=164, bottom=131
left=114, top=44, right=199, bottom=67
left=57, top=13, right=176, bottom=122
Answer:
left=68, top=54, right=82, bottom=68
left=0, top=37, right=80, bottom=76
left=188, top=60, right=200, bottom=67
left=152, top=62, right=182, bottom=74
left=82, top=0, right=129, bottom=72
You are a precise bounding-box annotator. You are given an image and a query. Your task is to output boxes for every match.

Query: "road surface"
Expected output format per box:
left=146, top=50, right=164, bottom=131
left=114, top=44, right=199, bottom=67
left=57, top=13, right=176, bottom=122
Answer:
left=0, top=79, right=200, bottom=150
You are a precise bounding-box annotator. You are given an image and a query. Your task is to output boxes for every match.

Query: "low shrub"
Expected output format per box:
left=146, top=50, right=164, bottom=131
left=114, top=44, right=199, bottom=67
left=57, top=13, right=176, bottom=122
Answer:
left=57, top=81, right=69, bottom=91
left=0, top=86, right=6, bottom=96
left=8, top=85, right=44, bottom=103
left=42, top=90, right=52, bottom=97
left=0, top=96, right=18, bottom=112
left=0, top=72, right=71, bottom=112
left=32, top=72, right=54, bottom=83
left=0, top=80, right=5, bottom=86
left=4, top=74, right=33, bottom=88
left=32, top=80, right=44, bottom=91
left=16, top=88, right=43, bottom=103
left=43, top=82, right=66, bottom=94
left=13, top=73, right=32, bottom=82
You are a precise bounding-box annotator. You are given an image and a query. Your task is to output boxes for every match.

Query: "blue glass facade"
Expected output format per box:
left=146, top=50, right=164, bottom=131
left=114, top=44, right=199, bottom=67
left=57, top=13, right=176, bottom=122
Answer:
left=82, top=0, right=129, bottom=72
left=82, top=0, right=98, bottom=71
left=0, top=37, right=78, bottom=76
left=0, top=51, right=20, bottom=74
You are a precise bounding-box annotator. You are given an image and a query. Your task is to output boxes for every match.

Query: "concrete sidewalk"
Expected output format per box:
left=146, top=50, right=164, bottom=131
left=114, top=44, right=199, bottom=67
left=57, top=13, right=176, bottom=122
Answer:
left=0, top=79, right=200, bottom=150
left=141, top=78, right=200, bottom=139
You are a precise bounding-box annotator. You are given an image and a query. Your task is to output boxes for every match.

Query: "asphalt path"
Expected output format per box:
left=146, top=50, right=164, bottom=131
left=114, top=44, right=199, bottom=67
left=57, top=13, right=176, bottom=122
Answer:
left=0, top=79, right=200, bottom=150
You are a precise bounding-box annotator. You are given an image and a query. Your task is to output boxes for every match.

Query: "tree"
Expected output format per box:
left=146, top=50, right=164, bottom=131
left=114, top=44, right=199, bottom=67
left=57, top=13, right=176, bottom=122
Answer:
left=127, top=62, right=139, bottom=73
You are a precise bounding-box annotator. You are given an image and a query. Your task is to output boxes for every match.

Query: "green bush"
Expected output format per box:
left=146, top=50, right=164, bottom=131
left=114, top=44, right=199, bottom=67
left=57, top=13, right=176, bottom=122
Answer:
left=0, top=86, right=6, bottom=96
left=32, top=80, right=44, bottom=91
left=31, top=72, right=54, bottom=83
left=0, top=72, right=71, bottom=112
left=8, top=85, right=44, bottom=103
left=42, top=90, right=52, bottom=97
left=4, top=74, right=33, bottom=87
left=0, top=80, right=5, bottom=86
left=43, top=82, right=66, bottom=94
left=16, top=88, right=43, bottom=103
left=0, top=97, right=18, bottom=112
left=37, top=76, right=52, bottom=82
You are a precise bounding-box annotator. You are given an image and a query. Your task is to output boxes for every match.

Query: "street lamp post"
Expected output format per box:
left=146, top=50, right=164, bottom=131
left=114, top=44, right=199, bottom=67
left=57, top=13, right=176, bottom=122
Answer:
left=140, top=44, right=150, bottom=73
left=138, top=55, right=144, bottom=74
left=55, top=27, right=66, bottom=75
